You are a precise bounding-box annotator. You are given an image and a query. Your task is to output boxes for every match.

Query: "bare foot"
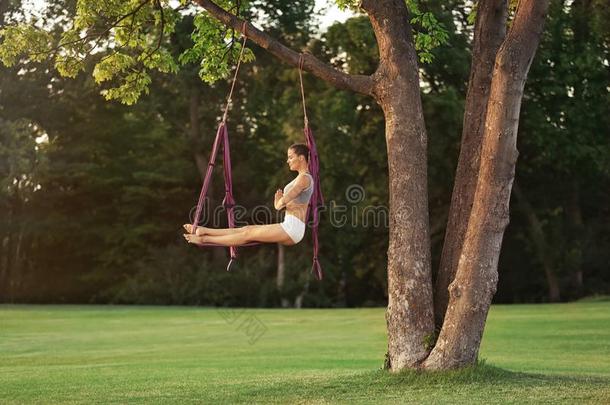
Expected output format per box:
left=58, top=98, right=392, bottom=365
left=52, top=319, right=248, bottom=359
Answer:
left=183, top=233, right=207, bottom=245
left=183, top=224, right=207, bottom=236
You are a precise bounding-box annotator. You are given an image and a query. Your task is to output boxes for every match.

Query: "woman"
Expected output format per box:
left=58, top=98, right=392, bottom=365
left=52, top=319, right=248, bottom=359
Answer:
left=183, top=143, right=313, bottom=246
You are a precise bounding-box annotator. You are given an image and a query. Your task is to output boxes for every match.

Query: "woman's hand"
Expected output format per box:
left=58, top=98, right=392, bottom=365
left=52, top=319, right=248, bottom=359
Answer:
left=275, top=189, right=283, bottom=201
left=274, top=189, right=284, bottom=210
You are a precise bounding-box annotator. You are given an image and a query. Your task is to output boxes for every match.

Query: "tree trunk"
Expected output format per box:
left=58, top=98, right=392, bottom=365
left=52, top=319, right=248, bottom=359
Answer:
left=434, top=0, right=508, bottom=329
left=0, top=206, right=11, bottom=301
left=512, top=183, right=560, bottom=302
left=295, top=279, right=308, bottom=309
left=276, top=244, right=289, bottom=307
left=0, top=234, right=7, bottom=298
left=364, top=0, right=435, bottom=370
left=424, top=0, right=550, bottom=369
left=12, top=224, right=24, bottom=300
left=189, top=87, right=209, bottom=179
left=567, top=0, right=589, bottom=297
left=566, top=179, right=584, bottom=295
left=2, top=203, right=15, bottom=301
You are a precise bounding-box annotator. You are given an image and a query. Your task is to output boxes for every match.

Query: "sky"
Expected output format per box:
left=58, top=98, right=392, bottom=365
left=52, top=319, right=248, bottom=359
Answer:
left=24, top=0, right=356, bottom=32
left=314, top=0, right=356, bottom=31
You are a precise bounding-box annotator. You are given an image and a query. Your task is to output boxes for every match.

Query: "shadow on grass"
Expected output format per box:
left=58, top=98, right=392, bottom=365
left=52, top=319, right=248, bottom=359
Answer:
left=379, top=360, right=610, bottom=384
left=221, top=362, right=610, bottom=403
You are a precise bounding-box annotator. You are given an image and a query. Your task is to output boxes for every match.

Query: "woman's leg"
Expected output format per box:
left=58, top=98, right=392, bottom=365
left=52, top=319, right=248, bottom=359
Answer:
left=184, top=223, right=294, bottom=246
left=183, top=224, right=244, bottom=236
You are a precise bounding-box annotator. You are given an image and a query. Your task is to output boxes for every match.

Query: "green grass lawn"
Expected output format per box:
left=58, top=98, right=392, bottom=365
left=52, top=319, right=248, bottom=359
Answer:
left=1, top=302, right=609, bottom=404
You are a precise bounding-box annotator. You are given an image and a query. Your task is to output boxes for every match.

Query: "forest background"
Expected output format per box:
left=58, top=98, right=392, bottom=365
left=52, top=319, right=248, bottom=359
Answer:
left=1, top=0, right=608, bottom=306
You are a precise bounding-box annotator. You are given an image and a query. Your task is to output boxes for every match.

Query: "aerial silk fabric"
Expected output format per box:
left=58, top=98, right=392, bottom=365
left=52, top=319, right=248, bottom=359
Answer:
left=190, top=122, right=324, bottom=280
left=304, top=124, right=324, bottom=281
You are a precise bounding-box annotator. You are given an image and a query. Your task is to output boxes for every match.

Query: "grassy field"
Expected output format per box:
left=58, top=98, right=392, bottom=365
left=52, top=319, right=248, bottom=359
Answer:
left=1, top=302, right=609, bottom=404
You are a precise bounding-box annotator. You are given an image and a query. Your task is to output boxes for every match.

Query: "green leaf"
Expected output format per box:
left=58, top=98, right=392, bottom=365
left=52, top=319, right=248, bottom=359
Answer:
left=335, top=0, right=360, bottom=11
left=403, top=1, right=449, bottom=64
left=179, top=13, right=255, bottom=84
left=100, top=70, right=152, bottom=105
left=0, top=25, right=53, bottom=66
left=93, top=53, right=136, bottom=83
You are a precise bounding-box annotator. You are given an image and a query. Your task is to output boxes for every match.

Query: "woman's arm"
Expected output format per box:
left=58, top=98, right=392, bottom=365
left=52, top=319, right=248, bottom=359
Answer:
left=277, top=175, right=311, bottom=207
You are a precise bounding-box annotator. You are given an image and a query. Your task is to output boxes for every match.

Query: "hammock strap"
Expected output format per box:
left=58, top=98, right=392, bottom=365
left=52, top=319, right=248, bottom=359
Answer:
left=222, top=22, right=249, bottom=124
left=221, top=117, right=238, bottom=261
left=299, top=55, right=324, bottom=280
left=191, top=123, right=225, bottom=236
left=298, top=55, right=309, bottom=127
left=192, top=23, right=249, bottom=258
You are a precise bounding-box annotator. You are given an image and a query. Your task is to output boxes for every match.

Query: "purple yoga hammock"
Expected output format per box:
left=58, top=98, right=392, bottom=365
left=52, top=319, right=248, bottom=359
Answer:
left=189, top=29, right=324, bottom=281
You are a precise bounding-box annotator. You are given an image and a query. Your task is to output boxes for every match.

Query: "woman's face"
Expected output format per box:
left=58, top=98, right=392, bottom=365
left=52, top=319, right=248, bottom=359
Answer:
left=286, top=148, right=301, bottom=171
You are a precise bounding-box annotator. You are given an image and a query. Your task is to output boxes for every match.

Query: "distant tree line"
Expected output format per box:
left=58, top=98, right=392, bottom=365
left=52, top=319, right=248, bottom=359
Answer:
left=1, top=0, right=608, bottom=306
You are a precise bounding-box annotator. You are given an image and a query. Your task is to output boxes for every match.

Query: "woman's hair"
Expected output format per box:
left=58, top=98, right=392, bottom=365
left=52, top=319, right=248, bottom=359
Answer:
left=289, top=143, right=309, bottom=163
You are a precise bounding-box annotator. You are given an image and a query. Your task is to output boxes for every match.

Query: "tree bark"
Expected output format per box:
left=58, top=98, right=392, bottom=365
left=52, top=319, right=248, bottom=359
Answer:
left=424, top=0, right=550, bottom=369
left=295, top=278, right=308, bottom=309
left=512, top=183, right=561, bottom=302
left=2, top=201, right=15, bottom=301
left=434, top=0, right=508, bottom=330
left=0, top=234, right=7, bottom=298
left=189, top=87, right=209, bottom=180
left=11, top=223, right=25, bottom=301
left=276, top=244, right=289, bottom=308
left=363, top=0, right=434, bottom=370
left=566, top=179, right=584, bottom=295
left=0, top=205, right=12, bottom=301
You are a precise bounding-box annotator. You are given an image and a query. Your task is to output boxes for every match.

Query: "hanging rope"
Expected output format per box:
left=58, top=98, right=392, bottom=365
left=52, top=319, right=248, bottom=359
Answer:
left=298, top=54, right=309, bottom=128
left=222, top=22, right=249, bottom=123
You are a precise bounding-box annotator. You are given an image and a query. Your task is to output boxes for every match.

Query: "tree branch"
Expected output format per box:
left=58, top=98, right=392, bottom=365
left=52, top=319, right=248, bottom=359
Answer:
left=27, top=0, right=150, bottom=60
left=191, top=0, right=374, bottom=96
left=87, top=0, right=150, bottom=53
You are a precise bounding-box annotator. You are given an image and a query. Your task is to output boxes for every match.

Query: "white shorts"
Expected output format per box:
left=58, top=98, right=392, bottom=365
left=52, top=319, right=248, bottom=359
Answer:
left=280, top=214, right=306, bottom=244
